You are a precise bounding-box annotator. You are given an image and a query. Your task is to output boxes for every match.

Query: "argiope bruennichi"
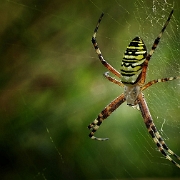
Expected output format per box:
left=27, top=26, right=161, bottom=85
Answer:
left=88, top=10, right=180, bottom=168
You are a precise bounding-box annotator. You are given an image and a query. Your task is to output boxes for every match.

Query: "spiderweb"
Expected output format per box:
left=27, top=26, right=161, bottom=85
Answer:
left=1, top=0, right=180, bottom=179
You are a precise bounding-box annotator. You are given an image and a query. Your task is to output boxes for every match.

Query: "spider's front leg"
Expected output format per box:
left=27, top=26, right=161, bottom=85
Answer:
left=88, top=93, right=126, bottom=141
left=138, top=93, right=180, bottom=168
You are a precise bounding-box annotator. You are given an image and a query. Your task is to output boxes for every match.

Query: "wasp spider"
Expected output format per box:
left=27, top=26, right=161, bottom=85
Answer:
left=88, top=10, right=180, bottom=168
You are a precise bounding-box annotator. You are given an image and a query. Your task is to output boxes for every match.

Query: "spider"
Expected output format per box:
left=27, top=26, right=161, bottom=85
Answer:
left=88, top=10, right=180, bottom=168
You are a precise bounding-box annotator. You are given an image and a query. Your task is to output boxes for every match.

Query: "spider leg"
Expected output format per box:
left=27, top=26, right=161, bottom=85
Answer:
left=154, top=131, right=180, bottom=160
left=139, top=10, right=173, bottom=85
left=88, top=93, right=126, bottom=141
left=138, top=93, right=180, bottom=168
left=141, top=76, right=180, bottom=91
left=92, top=13, right=121, bottom=78
left=104, top=72, right=124, bottom=87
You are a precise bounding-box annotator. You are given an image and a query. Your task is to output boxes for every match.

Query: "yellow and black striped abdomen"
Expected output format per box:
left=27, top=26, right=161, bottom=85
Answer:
left=120, top=37, right=147, bottom=84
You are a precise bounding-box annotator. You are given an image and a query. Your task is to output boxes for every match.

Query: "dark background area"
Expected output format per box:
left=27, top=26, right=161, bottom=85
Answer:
left=1, top=0, right=180, bottom=179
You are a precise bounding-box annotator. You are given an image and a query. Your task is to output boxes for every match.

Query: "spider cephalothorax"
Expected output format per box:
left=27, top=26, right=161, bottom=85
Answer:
left=88, top=10, right=180, bottom=168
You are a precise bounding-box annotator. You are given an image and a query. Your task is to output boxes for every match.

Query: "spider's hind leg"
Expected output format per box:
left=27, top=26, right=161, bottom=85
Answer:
left=92, top=13, right=121, bottom=78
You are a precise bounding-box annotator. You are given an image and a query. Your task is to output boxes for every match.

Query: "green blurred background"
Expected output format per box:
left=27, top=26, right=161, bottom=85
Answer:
left=1, top=0, right=180, bottom=179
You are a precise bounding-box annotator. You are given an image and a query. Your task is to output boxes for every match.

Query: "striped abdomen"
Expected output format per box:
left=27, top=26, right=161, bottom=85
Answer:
left=120, top=37, right=147, bottom=84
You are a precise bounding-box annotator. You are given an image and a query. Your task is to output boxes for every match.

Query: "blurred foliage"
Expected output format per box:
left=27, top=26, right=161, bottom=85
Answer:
left=0, top=0, right=180, bottom=179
